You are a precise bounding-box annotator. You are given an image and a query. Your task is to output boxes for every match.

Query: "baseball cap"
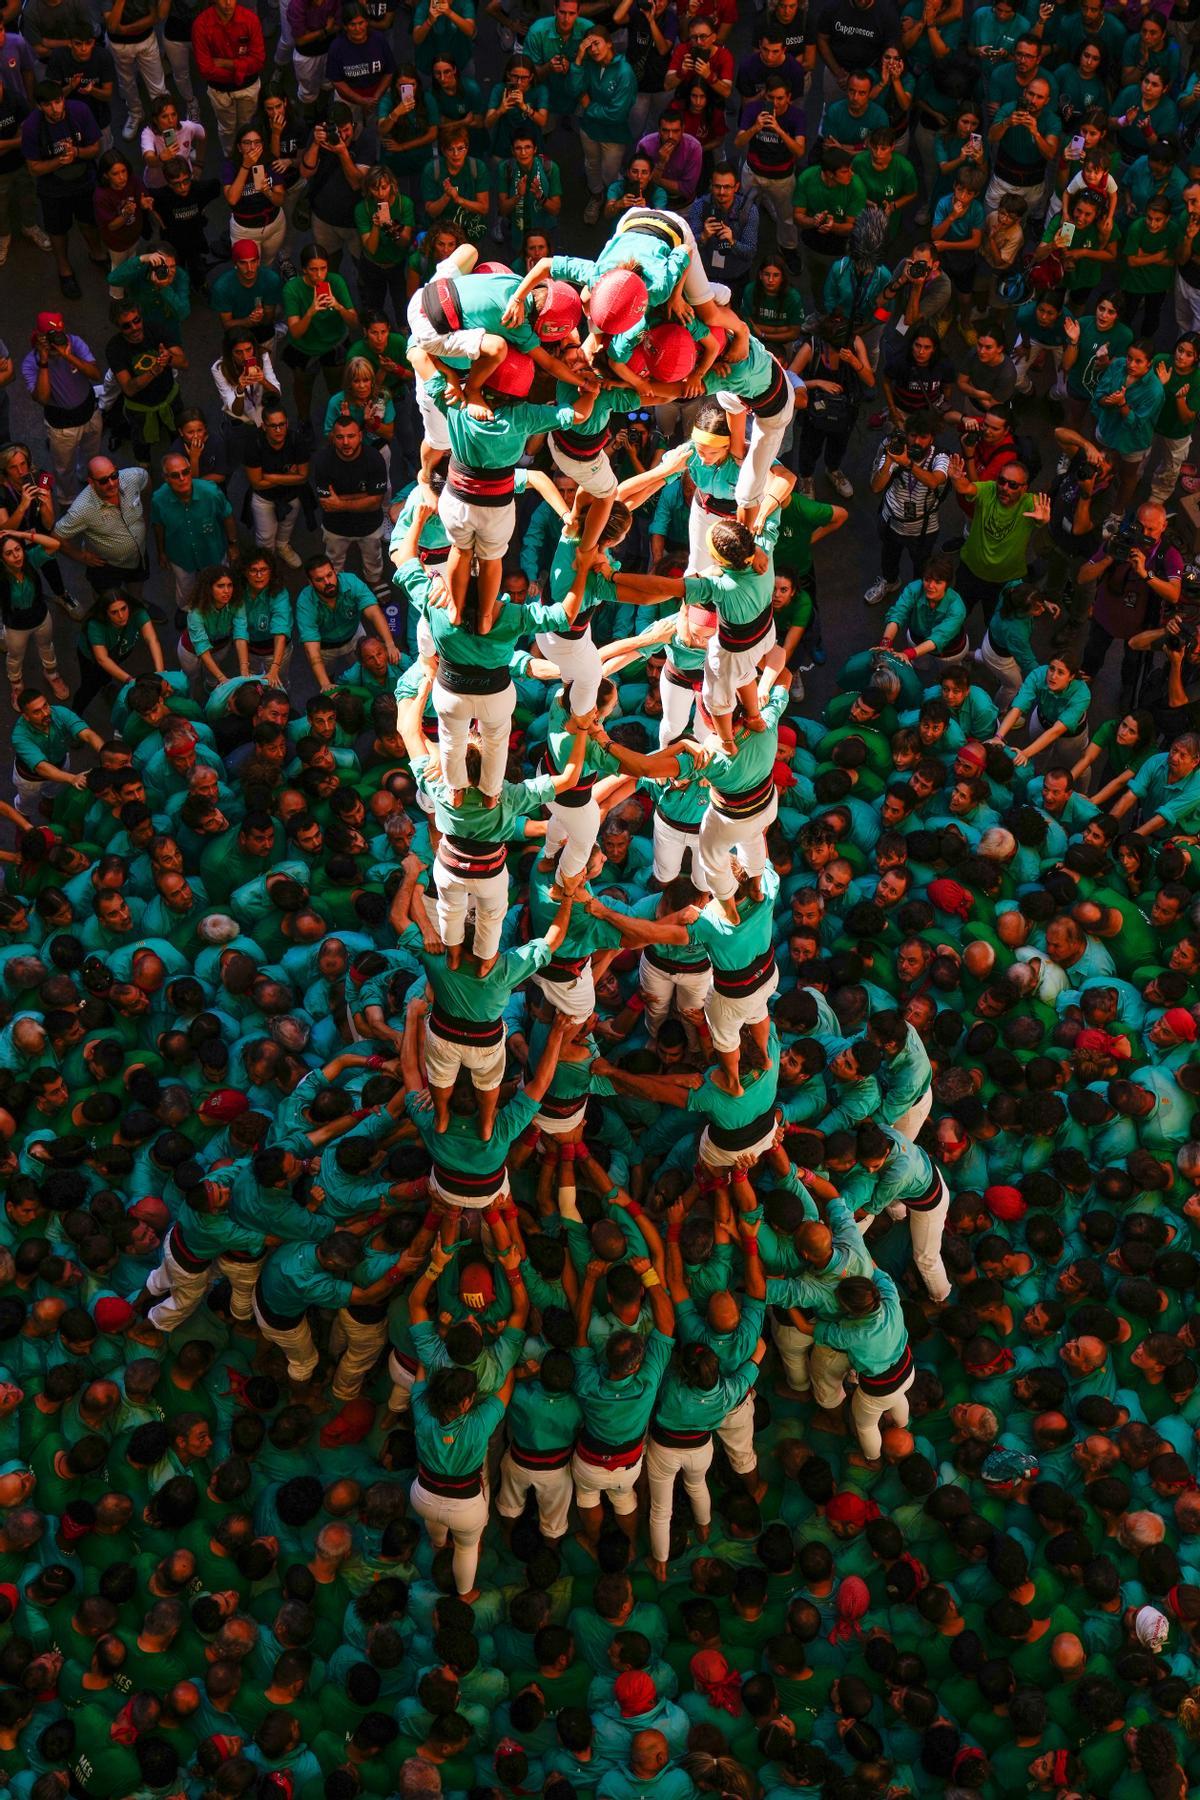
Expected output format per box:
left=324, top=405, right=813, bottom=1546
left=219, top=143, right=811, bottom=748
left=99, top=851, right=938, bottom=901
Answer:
left=199, top=1088, right=251, bottom=1124
left=588, top=267, right=649, bottom=336
left=534, top=278, right=582, bottom=341
left=35, top=311, right=66, bottom=335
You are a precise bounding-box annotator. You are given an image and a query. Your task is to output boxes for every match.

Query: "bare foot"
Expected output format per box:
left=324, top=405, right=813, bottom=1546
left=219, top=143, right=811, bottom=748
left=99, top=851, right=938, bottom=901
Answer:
left=645, top=1556, right=668, bottom=1582
left=743, top=712, right=766, bottom=732
left=482, top=793, right=500, bottom=809
left=459, top=1587, right=482, bottom=1605
left=574, top=1532, right=599, bottom=1560
left=746, top=1477, right=768, bottom=1503
left=449, top=788, right=465, bottom=808
left=718, top=896, right=740, bottom=925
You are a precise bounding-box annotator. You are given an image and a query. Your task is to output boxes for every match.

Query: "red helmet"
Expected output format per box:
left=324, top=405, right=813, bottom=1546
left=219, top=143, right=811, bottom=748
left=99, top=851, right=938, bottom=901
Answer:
left=473, top=260, right=514, bottom=275
left=627, top=322, right=697, bottom=384
left=589, top=267, right=649, bottom=336
left=535, top=278, right=582, bottom=341
left=484, top=346, right=535, bottom=397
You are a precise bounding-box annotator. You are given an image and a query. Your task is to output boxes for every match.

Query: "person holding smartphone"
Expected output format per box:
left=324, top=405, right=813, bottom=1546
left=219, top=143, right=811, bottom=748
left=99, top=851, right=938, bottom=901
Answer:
left=222, top=121, right=287, bottom=264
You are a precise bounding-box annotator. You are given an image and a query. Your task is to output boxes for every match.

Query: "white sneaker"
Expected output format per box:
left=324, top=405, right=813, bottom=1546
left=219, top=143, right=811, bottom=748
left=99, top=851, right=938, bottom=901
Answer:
left=864, top=578, right=896, bottom=607
left=828, top=469, right=853, bottom=499
left=1056, top=454, right=1070, bottom=476
left=0, top=236, right=9, bottom=268
left=22, top=225, right=51, bottom=252
left=796, top=477, right=815, bottom=498
left=275, top=542, right=302, bottom=568
left=790, top=671, right=806, bottom=701
left=122, top=114, right=142, bottom=140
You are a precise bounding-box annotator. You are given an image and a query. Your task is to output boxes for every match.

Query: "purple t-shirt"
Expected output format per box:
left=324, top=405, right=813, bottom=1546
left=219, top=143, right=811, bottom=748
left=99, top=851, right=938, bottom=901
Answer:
left=738, top=99, right=805, bottom=178
left=325, top=28, right=395, bottom=93
left=635, top=130, right=703, bottom=203
left=20, top=97, right=99, bottom=190
left=22, top=335, right=97, bottom=417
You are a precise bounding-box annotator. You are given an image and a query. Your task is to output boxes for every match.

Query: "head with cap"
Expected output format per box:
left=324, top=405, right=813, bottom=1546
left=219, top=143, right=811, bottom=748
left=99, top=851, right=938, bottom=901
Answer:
left=588, top=267, right=649, bottom=337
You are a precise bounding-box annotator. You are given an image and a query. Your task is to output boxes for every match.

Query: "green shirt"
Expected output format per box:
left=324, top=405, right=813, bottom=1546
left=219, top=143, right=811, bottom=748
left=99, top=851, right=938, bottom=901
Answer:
left=703, top=687, right=789, bottom=798
left=412, top=1379, right=504, bottom=1476
left=571, top=1327, right=673, bottom=1445
left=12, top=704, right=89, bottom=775
left=961, top=482, right=1039, bottom=584
left=1151, top=357, right=1200, bottom=439
left=283, top=271, right=354, bottom=355
left=427, top=372, right=576, bottom=467
left=295, top=572, right=375, bottom=648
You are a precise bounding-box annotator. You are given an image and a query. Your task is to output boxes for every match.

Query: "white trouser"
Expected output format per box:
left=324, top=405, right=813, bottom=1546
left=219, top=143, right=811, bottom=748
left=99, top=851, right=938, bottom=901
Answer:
left=703, top=628, right=773, bottom=716
left=580, top=132, right=626, bottom=198
left=415, top=378, right=452, bottom=451
left=716, top=1390, right=757, bottom=1472
left=536, top=629, right=603, bottom=718
left=109, top=34, right=167, bottom=118
left=639, top=953, right=712, bottom=1037
left=323, top=528, right=386, bottom=593
left=571, top=1449, right=643, bottom=1514
left=705, top=966, right=778, bottom=1054
left=652, top=814, right=702, bottom=883
left=809, top=1343, right=851, bottom=1409
left=169, top=564, right=202, bottom=612
left=1029, top=705, right=1087, bottom=770
left=698, top=793, right=777, bottom=901
left=424, top=1021, right=506, bottom=1091
left=230, top=209, right=287, bottom=265
left=313, top=630, right=364, bottom=676
left=548, top=435, right=619, bottom=499
left=536, top=1098, right=587, bottom=1135
left=544, top=796, right=602, bottom=881
left=387, top=1349, right=416, bottom=1413
left=658, top=666, right=700, bottom=746
left=292, top=49, right=328, bottom=102
left=647, top=1435, right=713, bottom=1561
left=431, top=677, right=515, bottom=796
left=535, top=961, right=596, bottom=1022
left=771, top=1314, right=814, bottom=1391
left=433, top=859, right=508, bottom=960
left=6, top=614, right=58, bottom=688
left=439, top=492, right=515, bottom=561
left=251, top=1300, right=319, bottom=1381
left=410, top=1477, right=489, bottom=1595
left=984, top=173, right=1042, bottom=213
left=251, top=493, right=300, bottom=550
left=852, top=1371, right=915, bottom=1462
left=162, top=38, right=196, bottom=107
left=717, top=383, right=796, bottom=511
left=207, top=81, right=260, bottom=157
left=890, top=1088, right=933, bottom=1143
left=1149, top=434, right=1190, bottom=505
left=217, top=1254, right=263, bottom=1323
left=407, top=265, right=490, bottom=362
left=12, top=766, right=48, bottom=809
left=497, top=1452, right=573, bottom=1537
left=974, top=631, right=1021, bottom=707
left=699, top=1118, right=776, bottom=1168
left=906, top=1177, right=952, bottom=1304
left=146, top=1237, right=213, bottom=1330
left=329, top=1308, right=388, bottom=1401
left=45, top=410, right=102, bottom=500
left=687, top=498, right=720, bottom=576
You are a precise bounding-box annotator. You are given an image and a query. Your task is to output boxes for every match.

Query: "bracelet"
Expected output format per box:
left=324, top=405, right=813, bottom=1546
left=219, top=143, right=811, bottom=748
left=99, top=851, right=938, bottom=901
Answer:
left=366, top=1053, right=385, bottom=1069
left=625, top=1199, right=643, bottom=1219
left=640, top=1269, right=660, bottom=1288
left=742, top=1240, right=761, bottom=1257
left=667, top=1223, right=682, bottom=1243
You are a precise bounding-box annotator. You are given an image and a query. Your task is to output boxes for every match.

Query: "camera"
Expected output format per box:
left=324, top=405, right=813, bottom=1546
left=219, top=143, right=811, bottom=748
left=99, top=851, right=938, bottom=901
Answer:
left=1109, top=521, right=1148, bottom=562
left=1067, top=447, right=1095, bottom=482
left=907, top=257, right=929, bottom=281
left=48, top=329, right=68, bottom=348
left=887, top=432, right=908, bottom=456
left=1181, top=564, right=1200, bottom=605
left=960, top=421, right=982, bottom=447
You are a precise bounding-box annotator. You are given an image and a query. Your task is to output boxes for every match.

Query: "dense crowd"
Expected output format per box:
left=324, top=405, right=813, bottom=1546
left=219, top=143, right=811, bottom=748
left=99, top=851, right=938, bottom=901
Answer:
left=5, top=0, right=1200, bottom=1797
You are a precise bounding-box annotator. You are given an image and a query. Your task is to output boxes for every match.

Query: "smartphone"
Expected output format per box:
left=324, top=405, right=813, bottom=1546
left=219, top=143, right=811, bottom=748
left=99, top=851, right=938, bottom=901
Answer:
left=967, top=132, right=982, bottom=153
left=1068, top=132, right=1085, bottom=158
left=162, top=126, right=178, bottom=149
left=399, top=80, right=414, bottom=102
left=251, top=163, right=267, bottom=190
left=375, top=198, right=392, bottom=224
left=315, top=279, right=333, bottom=305
left=1057, top=220, right=1075, bottom=245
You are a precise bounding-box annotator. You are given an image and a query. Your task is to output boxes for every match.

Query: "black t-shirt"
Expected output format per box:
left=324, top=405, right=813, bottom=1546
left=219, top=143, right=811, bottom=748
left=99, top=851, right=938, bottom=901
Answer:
left=106, top=324, right=179, bottom=410
left=815, top=0, right=899, bottom=70
left=308, top=140, right=362, bottom=227
left=0, top=93, right=28, bottom=177
left=626, top=4, right=672, bottom=91
left=154, top=177, right=222, bottom=252
left=312, top=441, right=387, bottom=538
left=248, top=426, right=311, bottom=503
left=45, top=47, right=115, bottom=127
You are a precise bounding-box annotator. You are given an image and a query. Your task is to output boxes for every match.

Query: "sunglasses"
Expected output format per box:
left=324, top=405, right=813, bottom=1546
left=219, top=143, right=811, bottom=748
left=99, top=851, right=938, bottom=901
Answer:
left=995, top=477, right=1025, bottom=489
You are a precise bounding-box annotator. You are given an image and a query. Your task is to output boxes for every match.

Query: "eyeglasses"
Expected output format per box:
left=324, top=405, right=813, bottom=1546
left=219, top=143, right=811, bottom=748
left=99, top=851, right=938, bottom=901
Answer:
left=94, top=472, right=120, bottom=485
left=995, top=477, right=1025, bottom=490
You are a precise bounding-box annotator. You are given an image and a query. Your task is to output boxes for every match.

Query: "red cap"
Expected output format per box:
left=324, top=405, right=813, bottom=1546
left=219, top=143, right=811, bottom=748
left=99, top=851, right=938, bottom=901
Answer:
left=484, top=346, right=535, bottom=398
left=589, top=268, right=649, bottom=336
left=164, top=726, right=199, bottom=763
left=614, top=1671, right=657, bottom=1716
left=1163, top=1006, right=1198, bottom=1042
left=94, top=1297, right=136, bottom=1333
left=458, top=1261, right=495, bottom=1302
left=34, top=311, right=65, bottom=336
left=627, top=322, right=697, bottom=384
left=232, top=240, right=259, bottom=262
left=984, top=1184, right=1026, bottom=1222
left=320, top=1397, right=376, bottom=1446
left=199, top=1088, right=251, bottom=1124
left=534, top=278, right=582, bottom=341
left=778, top=724, right=798, bottom=749
left=928, top=877, right=973, bottom=921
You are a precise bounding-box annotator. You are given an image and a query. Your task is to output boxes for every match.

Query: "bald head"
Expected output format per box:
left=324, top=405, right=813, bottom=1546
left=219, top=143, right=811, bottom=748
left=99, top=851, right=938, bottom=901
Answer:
left=795, top=1222, right=833, bottom=1267
left=1051, top=1633, right=1085, bottom=1675
left=631, top=1731, right=669, bottom=1776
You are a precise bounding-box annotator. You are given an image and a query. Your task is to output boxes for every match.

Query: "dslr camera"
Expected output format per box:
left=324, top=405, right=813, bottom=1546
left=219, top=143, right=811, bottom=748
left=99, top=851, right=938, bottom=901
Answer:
left=1108, top=519, right=1149, bottom=563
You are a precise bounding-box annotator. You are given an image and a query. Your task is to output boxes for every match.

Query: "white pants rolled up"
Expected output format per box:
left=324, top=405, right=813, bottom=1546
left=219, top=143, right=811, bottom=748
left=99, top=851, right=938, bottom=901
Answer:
left=647, top=1435, right=713, bottom=1562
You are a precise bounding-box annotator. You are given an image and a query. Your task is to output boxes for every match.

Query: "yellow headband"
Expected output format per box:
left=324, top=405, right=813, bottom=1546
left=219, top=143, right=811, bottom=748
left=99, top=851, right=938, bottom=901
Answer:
left=706, top=525, right=733, bottom=567
left=690, top=428, right=728, bottom=448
